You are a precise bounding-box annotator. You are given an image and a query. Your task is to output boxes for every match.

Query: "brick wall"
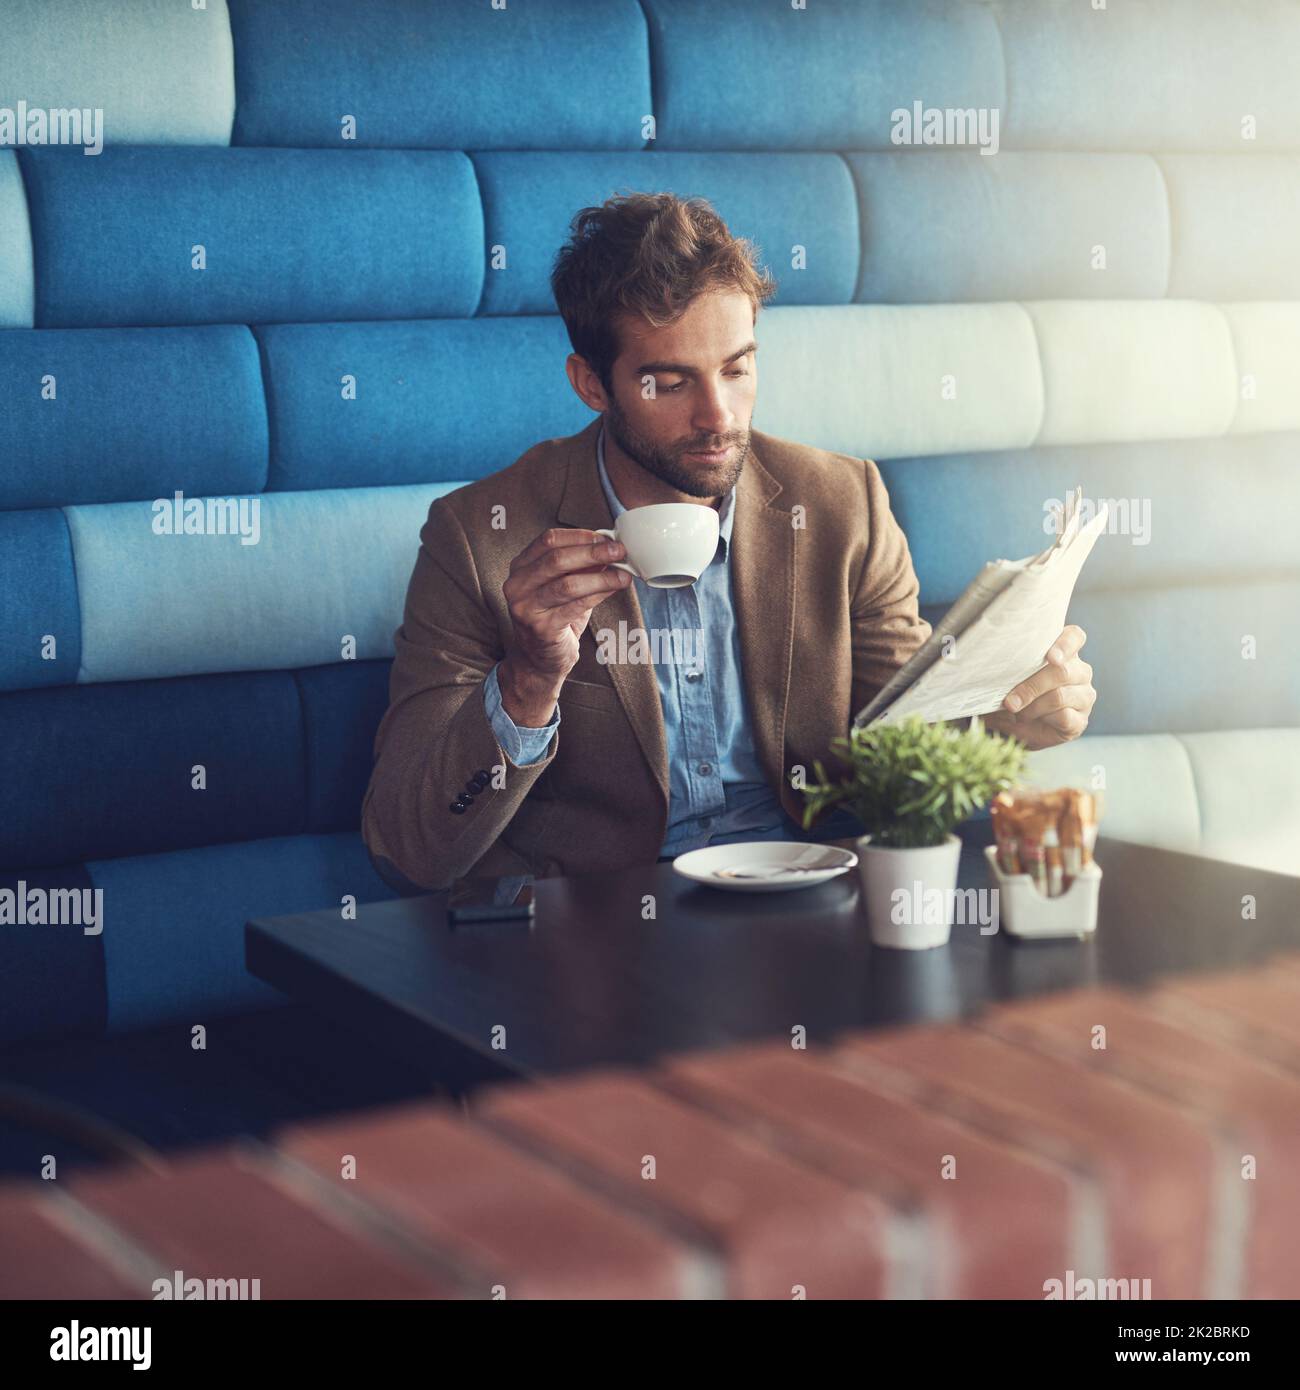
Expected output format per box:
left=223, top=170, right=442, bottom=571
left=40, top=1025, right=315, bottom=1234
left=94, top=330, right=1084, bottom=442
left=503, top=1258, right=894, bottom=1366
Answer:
left=7, top=952, right=1300, bottom=1300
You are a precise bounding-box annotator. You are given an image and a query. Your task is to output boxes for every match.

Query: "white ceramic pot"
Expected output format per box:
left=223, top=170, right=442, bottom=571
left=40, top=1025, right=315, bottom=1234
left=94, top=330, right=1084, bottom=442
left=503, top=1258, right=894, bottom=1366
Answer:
left=856, top=833, right=963, bottom=950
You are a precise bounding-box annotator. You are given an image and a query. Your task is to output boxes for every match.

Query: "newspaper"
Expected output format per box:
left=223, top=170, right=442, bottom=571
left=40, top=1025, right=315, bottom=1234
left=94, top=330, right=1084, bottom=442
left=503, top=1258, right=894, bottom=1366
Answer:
left=854, top=488, right=1109, bottom=728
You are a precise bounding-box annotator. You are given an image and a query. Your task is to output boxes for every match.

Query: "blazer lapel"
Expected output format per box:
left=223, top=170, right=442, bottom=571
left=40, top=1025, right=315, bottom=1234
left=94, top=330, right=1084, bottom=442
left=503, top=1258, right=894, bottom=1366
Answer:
left=555, top=419, right=670, bottom=812
left=730, top=446, right=797, bottom=818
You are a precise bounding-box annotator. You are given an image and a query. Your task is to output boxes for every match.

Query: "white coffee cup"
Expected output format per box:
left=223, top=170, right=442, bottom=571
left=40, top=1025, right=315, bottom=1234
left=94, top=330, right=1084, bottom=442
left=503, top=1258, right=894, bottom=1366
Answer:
left=595, top=503, right=720, bottom=588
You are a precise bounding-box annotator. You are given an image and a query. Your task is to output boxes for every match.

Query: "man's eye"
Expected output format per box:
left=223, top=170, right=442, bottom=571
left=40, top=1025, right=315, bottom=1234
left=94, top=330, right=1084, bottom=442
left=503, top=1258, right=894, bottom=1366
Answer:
left=662, top=381, right=687, bottom=393
left=727, top=370, right=749, bottom=378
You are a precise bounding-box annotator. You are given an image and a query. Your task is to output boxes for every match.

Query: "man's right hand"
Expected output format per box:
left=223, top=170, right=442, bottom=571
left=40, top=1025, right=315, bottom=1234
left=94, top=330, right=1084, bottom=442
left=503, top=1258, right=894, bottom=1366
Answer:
left=498, top=528, right=632, bottom=725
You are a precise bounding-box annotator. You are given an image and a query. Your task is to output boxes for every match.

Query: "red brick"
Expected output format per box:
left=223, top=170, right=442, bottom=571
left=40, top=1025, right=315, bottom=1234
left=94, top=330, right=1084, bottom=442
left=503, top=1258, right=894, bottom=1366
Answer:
left=0, top=1186, right=141, bottom=1299
left=980, top=986, right=1300, bottom=1297
left=70, top=1149, right=452, bottom=1299
left=1155, top=964, right=1300, bottom=1069
left=279, top=1101, right=701, bottom=1299
left=656, top=1041, right=1075, bottom=1299
left=475, top=1069, right=891, bottom=1298
left=834, top=1020, right=1217, bottom=1298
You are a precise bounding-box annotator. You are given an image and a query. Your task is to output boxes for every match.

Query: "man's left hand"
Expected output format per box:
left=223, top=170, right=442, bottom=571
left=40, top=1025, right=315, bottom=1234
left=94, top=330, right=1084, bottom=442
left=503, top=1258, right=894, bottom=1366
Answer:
left=981, top=625, right=1096, bottom=751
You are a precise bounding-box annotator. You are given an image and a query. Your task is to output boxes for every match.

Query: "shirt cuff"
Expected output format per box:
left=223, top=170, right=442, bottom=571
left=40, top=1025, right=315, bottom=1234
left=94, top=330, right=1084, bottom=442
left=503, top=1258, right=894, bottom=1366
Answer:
left=483, top=661, right=560, bottom=766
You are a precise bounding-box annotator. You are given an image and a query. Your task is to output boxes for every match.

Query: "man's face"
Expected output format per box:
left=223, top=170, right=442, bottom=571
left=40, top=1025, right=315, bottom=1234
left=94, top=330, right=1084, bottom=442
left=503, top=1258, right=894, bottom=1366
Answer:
left=602, top=290, right=758, bottom=499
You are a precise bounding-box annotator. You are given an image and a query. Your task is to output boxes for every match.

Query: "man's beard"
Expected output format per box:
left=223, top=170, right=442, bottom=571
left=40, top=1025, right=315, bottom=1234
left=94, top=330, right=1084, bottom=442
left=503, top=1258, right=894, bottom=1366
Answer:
left=605, top=396, right=750, bottom=499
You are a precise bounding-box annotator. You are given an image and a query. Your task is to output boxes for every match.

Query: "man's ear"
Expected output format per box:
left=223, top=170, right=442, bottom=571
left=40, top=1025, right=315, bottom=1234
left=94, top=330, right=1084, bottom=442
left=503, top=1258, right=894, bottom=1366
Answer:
left=565, top=353, right=612, bottom=414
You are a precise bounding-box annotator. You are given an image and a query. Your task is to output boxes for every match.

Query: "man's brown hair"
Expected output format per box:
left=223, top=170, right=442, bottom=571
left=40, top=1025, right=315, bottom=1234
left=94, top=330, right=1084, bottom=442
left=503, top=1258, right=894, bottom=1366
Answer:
left=550, top=192, right=778, bottom=393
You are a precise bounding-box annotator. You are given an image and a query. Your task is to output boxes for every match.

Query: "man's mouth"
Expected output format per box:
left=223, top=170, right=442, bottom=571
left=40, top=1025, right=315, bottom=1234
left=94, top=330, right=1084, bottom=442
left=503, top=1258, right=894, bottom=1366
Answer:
left=682, top=444, right=733, bottom=463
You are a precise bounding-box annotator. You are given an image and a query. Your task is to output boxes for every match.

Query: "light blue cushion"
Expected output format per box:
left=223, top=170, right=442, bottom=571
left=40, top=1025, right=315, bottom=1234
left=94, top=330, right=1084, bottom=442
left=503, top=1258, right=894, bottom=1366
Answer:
left=848, top=152, right=1167, bottom=302
left=228, top=0, right=649, bottom=149
left=994, top=0, right=1300, bottom=151
left=0, top=0, right=235, bottom=145
left=0, top=326, right=267, bottom=509
left=475, top=151, right=858, bottom=314
left=755, top=304, right=1043, bottom=459
left=880, top=432, right=1300, bottom=605
left=21, top=147, right=482, bottom=326
left=65, top=484, right=456, bottom=683
left=922, top=581, right=1300, bottom=736
left=0, top=152, right=34, bottom=325
left=1163, top=156, right=1300, bottom=300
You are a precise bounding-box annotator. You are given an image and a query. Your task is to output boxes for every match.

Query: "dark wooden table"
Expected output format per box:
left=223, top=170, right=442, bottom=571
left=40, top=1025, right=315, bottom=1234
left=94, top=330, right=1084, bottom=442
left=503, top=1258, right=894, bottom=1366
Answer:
left=246, top=824, right=1300, bottom=1092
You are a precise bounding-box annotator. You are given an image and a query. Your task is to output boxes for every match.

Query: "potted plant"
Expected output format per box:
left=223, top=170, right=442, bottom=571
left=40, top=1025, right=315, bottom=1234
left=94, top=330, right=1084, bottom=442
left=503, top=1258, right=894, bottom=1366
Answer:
left=801, top=715, right=1027, bottom=949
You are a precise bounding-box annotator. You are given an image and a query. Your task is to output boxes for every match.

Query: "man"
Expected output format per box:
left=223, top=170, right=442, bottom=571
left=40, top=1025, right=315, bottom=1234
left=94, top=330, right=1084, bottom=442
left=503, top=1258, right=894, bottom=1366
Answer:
left=362, top=193, right=1096, bottom=892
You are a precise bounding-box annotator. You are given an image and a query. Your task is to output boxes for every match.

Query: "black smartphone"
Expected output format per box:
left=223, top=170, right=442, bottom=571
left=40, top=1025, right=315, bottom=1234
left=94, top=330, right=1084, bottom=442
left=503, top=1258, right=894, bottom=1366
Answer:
left=447, top=874, right=535, bottom=926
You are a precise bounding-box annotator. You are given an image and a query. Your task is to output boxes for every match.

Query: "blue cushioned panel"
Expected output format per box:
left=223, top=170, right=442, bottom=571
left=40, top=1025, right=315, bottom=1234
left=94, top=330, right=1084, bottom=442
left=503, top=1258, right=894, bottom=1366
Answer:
left=475, top=152, right=858, bottom=314
left=0, top=0, right=235, bottom=146
left=66, top=485, right=445, bottom=683
left=0, top=864, right=105, bottom=1048
left=1162, top=156, right=1300, bottom=301
left=0, top=509, right=80, bottom=692
left=644, top=0, right=1004, bottom=150
left=93, top=831, right=400, bottom=1034
left=920, top=580, right=1300, bottom=737
left=228, top=0, right=649, bottom=150
left=296, top=659, right=393, bottom=833
left=881, top=433, right=1300, bottom=607
left=0, top=327, right=267, bottom=509
left=0, top=151, right=34, bottom=326
left=992, top=0, right=1300, bottom=152
left=20, top=148, right=482, bottom=327
left=258, top=319, right=590, bottom=491
left=848, top=152, right=1168, bottom=303
left=0, top=674, right=305, bottom=871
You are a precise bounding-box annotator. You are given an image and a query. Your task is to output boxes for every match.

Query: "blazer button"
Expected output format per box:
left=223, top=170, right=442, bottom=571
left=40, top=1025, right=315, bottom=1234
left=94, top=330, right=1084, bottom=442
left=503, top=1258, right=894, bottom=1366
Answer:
left=449, top=801, right=468, bottom=815
left=470, top=774, right=489, bottom=792
left=474, top=769, right=489, bottom=781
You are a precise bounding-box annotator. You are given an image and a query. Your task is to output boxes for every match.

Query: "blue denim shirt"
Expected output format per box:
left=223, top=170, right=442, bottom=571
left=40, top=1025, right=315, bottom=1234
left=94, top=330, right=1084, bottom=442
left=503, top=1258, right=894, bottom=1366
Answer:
left=483, top=423, right=859, bottom=857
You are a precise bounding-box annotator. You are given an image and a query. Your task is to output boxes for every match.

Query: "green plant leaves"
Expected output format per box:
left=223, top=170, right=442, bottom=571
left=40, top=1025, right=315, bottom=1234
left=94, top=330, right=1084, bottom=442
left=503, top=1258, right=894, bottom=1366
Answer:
left=799, top=714, right=1027, bottom=849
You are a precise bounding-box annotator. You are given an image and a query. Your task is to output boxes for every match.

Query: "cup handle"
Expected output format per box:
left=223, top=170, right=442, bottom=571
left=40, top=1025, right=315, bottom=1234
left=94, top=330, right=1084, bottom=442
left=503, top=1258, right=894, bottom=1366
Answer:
left=593, top=527, right=638, bottom=578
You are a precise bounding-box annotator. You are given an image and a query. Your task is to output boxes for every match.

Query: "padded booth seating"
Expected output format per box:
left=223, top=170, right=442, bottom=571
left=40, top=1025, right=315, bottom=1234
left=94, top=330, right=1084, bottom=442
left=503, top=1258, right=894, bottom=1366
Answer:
left=2, top=0, right=1297, bottom=1053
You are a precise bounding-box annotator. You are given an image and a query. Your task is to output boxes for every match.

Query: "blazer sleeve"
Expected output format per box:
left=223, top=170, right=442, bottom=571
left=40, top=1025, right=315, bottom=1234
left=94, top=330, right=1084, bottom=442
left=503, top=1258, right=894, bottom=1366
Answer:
left=361, top=497, right=560, bottom=891
left=848, top=459, right=933, bottom=726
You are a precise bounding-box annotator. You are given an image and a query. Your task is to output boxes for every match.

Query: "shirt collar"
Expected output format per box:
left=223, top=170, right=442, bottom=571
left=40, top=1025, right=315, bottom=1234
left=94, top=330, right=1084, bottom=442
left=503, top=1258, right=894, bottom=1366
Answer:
left=596, top=421, right=735, bottom=556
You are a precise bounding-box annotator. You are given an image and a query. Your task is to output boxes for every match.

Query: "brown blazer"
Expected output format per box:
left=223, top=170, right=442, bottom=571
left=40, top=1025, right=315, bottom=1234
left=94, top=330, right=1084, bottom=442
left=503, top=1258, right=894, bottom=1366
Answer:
left=362, top=416, right=932, bottom=891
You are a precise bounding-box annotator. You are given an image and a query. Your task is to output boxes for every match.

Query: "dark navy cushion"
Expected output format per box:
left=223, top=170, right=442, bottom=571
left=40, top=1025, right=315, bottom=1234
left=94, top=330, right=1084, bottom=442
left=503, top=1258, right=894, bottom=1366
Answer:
left=296, top=659, right=393, bottom=833
left=0, top=864, right=106, bottom=1048
left=0, top=673, right=306, bottom=870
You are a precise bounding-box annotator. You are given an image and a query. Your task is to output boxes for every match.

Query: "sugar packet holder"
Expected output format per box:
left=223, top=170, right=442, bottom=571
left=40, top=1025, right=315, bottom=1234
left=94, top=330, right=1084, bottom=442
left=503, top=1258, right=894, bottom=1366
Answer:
left=983, top=844, right=1102, bottom=940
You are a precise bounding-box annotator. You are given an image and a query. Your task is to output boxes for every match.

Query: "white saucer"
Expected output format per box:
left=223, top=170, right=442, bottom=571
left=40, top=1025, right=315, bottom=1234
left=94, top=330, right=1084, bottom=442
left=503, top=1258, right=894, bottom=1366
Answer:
left=672, top=841, right=858, bottom=893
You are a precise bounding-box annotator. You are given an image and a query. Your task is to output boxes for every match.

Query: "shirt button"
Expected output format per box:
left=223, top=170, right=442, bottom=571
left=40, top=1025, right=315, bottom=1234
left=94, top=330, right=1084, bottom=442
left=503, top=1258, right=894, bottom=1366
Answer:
left=698, top=762, right=712, bottom=776
left=685, top=669, right=702, bottom=682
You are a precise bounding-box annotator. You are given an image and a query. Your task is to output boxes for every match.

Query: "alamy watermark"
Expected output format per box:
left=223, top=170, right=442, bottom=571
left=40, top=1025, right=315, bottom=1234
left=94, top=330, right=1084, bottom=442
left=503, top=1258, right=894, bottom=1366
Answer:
left=0, top=102, right=103, bottom=155
left=595, top=621, right=704, bottom=667
left=1044, top=494, right=1151, bottom=545
left=1, top=883, right=102, bottom=935
left=152, top=491, right=261, bottom=545
left=890, top=102, right=999, bottom=155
